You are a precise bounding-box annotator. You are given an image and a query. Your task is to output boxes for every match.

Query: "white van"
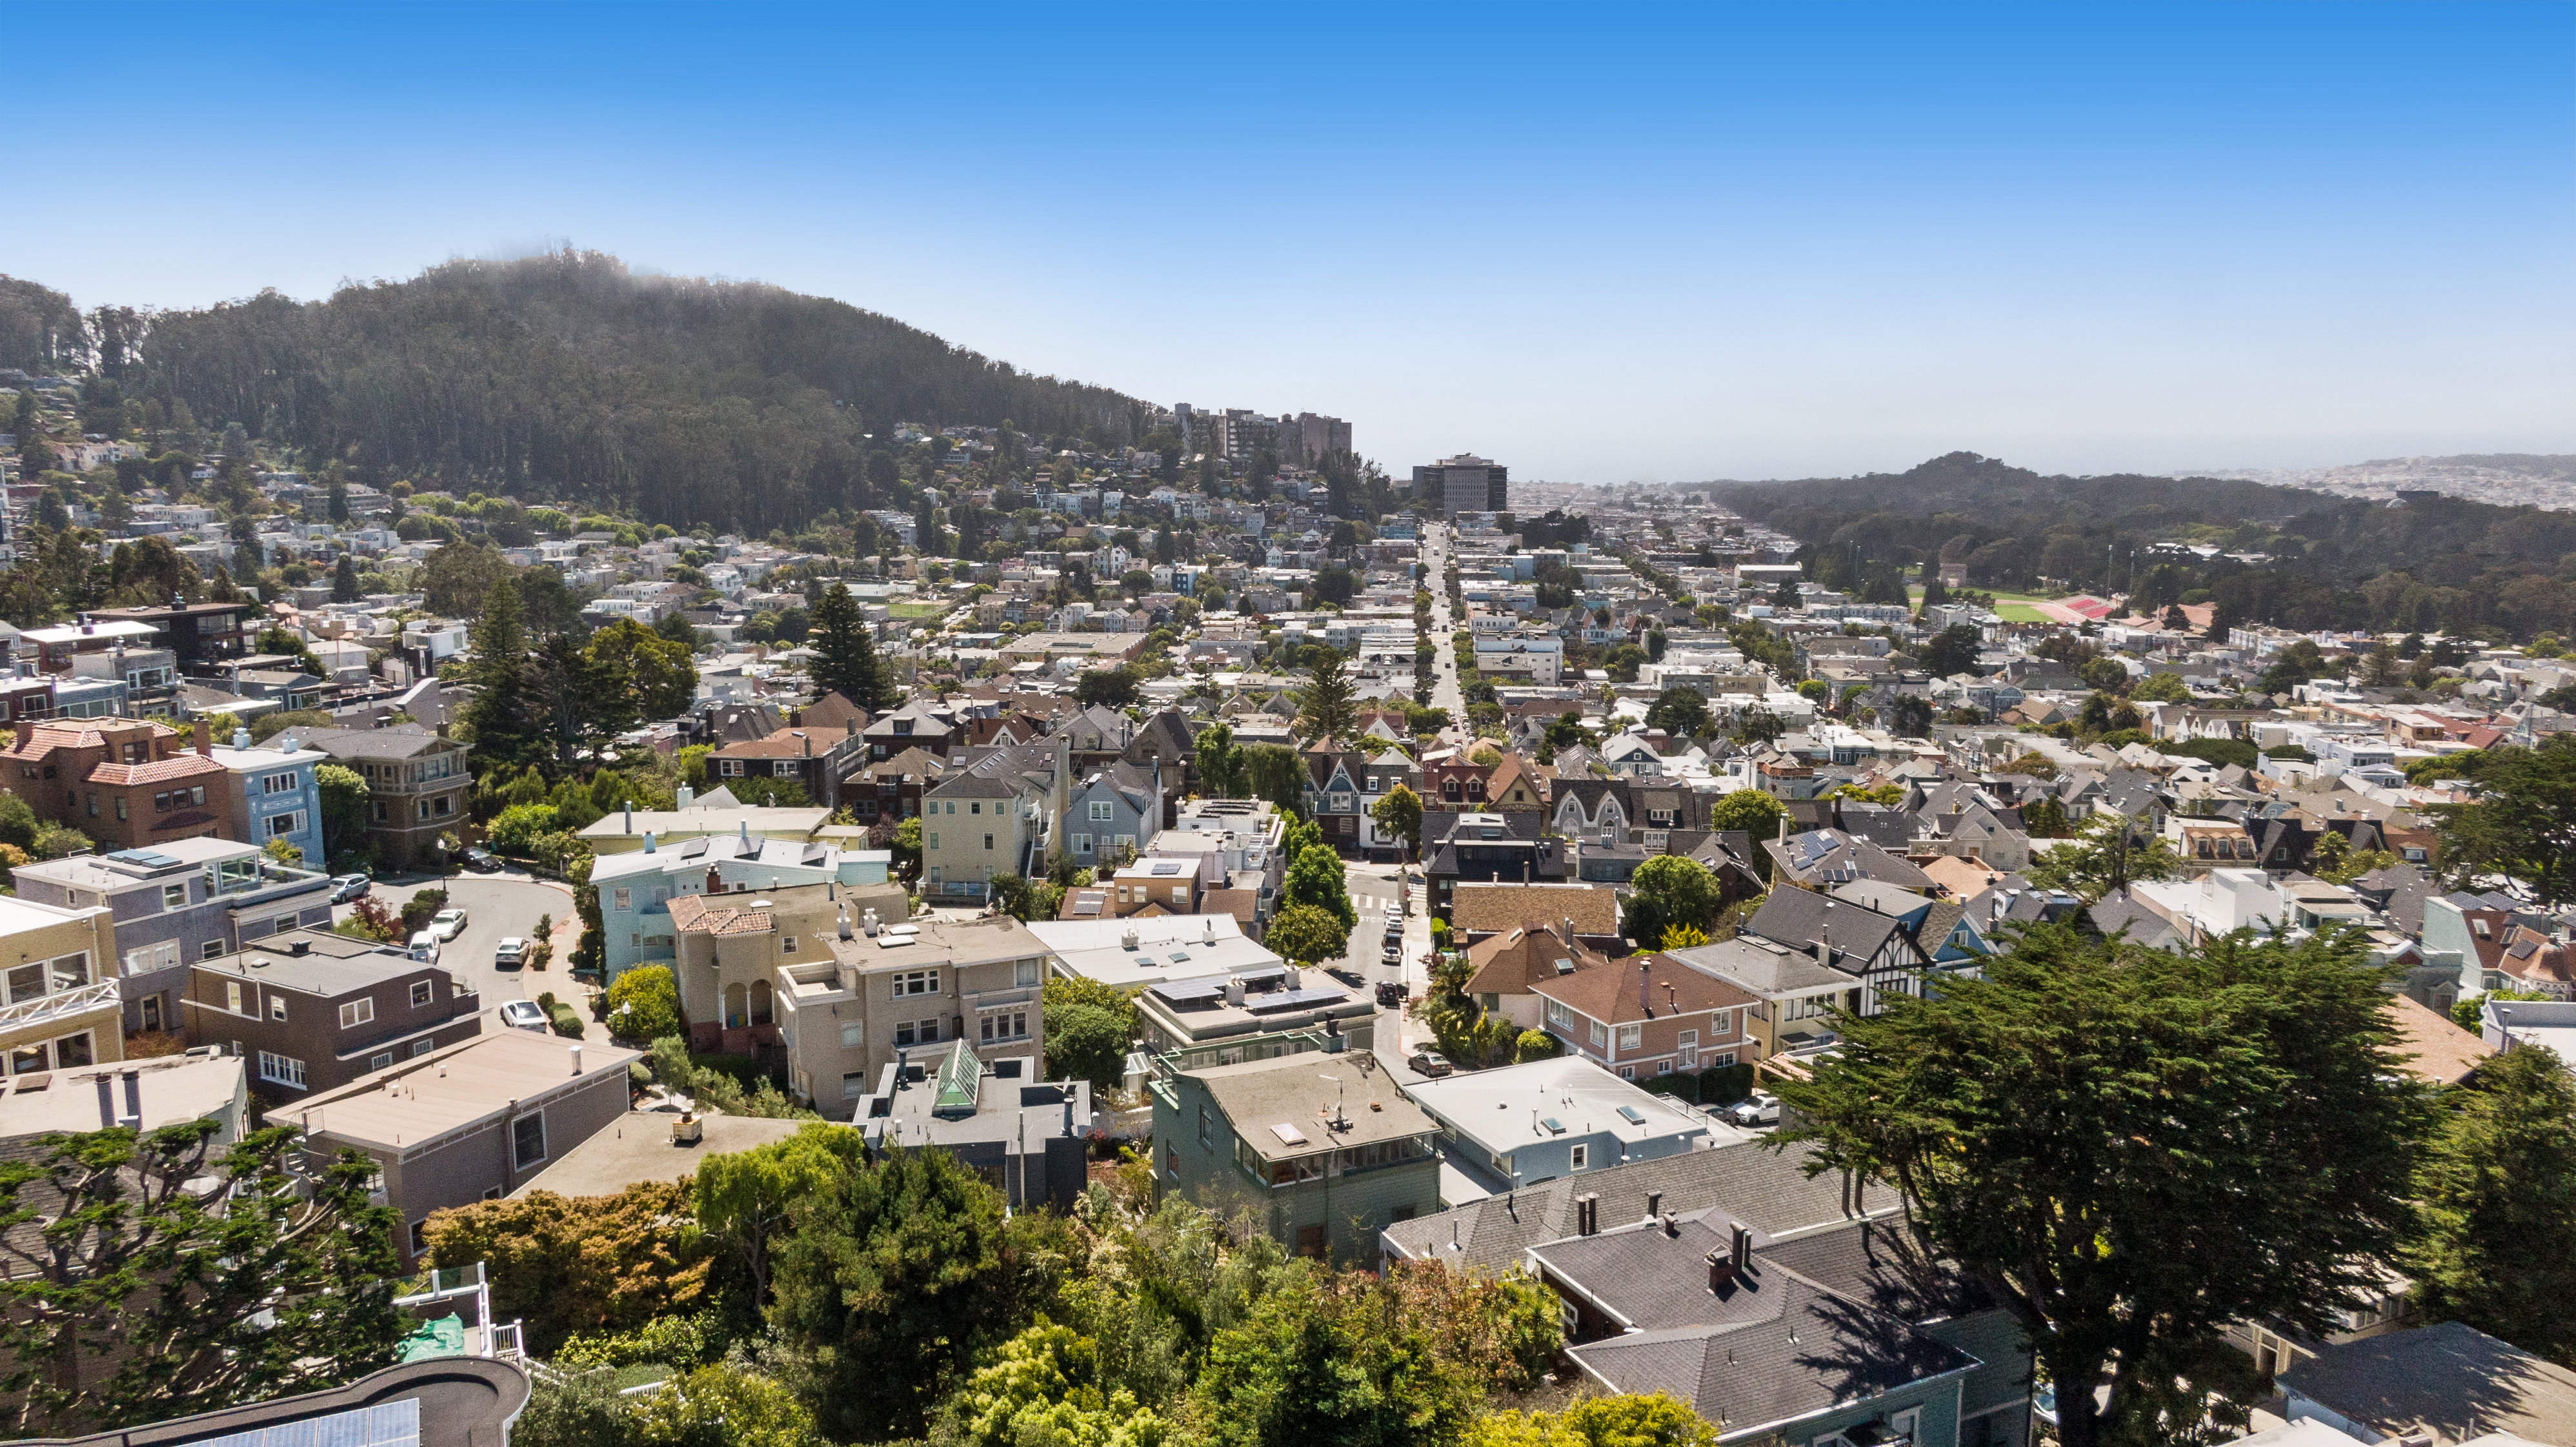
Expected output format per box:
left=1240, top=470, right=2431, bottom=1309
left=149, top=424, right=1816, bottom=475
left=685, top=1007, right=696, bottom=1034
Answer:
left=408, top=932, right=441, bottom=965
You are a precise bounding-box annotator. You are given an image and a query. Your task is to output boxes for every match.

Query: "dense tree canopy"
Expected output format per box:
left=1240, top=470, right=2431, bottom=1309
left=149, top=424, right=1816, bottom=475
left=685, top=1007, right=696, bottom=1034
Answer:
left=1780, top=924, right=2428, bottom=1447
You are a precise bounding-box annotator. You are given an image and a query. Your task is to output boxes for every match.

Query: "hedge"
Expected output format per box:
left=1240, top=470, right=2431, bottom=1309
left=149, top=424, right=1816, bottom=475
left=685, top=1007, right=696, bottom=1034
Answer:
left=1636, top=1062, right=1758, bottom=1108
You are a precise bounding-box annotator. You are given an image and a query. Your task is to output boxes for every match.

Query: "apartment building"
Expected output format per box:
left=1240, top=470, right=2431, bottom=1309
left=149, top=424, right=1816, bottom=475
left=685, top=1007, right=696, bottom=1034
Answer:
left=707, top=724, right=867, bottom=809
left=0, top=894, right=123, bottom=1078
left=588, top=835, right=900, bottom=982
left=1, top=718, right=243, bottom=849
left=297, top=726, right=473, bottom=870
left=181, top=929, right=483, bottom=1103
left=13, top=838, right=335, bottom=1035
left=921, top=735, right=1065, bottom=904
left=663, top=882, right=1048, bottom=1117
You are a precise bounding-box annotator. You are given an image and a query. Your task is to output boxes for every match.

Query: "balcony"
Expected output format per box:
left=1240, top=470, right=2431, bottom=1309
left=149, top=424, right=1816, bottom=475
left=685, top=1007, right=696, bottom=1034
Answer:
left=0, top=980, right=122, bottom=1034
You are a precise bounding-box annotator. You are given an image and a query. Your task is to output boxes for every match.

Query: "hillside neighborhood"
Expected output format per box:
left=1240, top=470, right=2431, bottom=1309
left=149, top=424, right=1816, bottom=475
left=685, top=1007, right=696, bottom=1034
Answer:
left=5, top=365, right=2576, bottom=1447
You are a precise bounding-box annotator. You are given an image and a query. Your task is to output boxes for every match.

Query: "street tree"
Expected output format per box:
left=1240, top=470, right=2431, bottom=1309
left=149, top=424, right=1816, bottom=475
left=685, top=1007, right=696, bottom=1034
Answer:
left=1283, top=844, right=1356, bottom=931
left=1369, top=782, right=1424, bottom=861
left=1919, top=624, right=1983, bottom=678
left=1240, top=745, right=1307, bottom=819
left=1778, top=924, right=2428, bottom=1447
left=1194, top=721, right=1243, bottom=798
left=1264, top=903, right=1349, bottom=968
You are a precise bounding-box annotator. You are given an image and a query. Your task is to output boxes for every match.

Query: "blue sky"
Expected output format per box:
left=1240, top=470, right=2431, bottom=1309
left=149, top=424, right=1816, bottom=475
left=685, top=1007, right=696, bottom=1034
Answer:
left=6, top=2, right=2570, bottom=481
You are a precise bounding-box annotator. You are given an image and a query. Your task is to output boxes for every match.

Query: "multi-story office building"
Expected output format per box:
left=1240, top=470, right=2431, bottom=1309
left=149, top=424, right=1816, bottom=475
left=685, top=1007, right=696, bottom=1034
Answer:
left=14, top=838, right=336, bottom=1036
left=1414, top=454, right=1509, bottom=518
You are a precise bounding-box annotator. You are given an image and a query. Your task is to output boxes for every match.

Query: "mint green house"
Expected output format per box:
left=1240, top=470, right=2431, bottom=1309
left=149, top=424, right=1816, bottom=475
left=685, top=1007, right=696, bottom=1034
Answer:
left=1149, top=1040, right=1439, bottom=1266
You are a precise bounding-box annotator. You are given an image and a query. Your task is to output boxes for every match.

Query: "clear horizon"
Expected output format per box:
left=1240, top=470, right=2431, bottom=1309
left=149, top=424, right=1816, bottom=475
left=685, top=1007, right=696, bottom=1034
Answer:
left=5, top=1, right=2569, bottom=483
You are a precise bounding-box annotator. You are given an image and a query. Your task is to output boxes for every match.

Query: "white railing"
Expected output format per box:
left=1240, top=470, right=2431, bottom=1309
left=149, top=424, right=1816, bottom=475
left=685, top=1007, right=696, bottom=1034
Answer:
left=0, top=980, right=121, bottom=1031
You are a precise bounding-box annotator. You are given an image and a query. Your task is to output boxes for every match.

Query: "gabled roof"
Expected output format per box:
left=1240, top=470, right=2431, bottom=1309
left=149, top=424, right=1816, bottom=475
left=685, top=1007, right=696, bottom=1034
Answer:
left=1744, top=888, right=1912, bottom=974
left=1462, top=922, right=1609, bottom=998
left=1529, top=953, right=1757, bottom=1026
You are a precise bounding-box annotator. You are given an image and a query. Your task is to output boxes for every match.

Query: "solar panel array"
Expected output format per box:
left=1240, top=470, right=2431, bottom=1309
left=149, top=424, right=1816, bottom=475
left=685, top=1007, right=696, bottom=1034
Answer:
left=1243, top=987, right=1347, bottom=1015
left=197, top=1399, right=421, bottom=1447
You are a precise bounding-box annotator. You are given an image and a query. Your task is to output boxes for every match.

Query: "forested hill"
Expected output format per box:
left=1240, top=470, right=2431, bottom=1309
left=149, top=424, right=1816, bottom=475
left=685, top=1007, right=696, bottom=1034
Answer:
left=1716, top=452, right=2330, bottom=538
left=109, top=252, right=1152, bottom=532
left=1718, top=451, right=2576, bottom=642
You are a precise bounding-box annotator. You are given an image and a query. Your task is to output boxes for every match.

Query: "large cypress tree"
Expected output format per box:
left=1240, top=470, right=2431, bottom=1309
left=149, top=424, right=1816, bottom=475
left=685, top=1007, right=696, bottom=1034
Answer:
left=1780, top=924, right=2428, bottom=1447
left=330, top=553, right=359, bottom=603
left=2407, top=1040, right=2576, bottom=1364
left=463, top=577, right=545, bottom=769
left=809, top=582, right=894, bottom=711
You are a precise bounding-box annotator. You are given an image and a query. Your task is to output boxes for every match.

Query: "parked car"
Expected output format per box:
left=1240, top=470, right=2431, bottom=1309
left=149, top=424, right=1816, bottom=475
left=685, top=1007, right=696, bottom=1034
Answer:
left=328, top=874, right=372, bottom=904
left=1726, top=1092, right=1782, bottom=1128
left=1408, top=1049, right=1454, bottom=1078
left=494, top=937, right=528, bottom=968
left=497, top=999, right=548, bottom=1033
left=407, top=933, right=441, bottom=965
left=1375, top=980, right=1411, bottom=1006
left=428, top=908, right=470, bottom=942
left=459, top=847, right=502, bottom=874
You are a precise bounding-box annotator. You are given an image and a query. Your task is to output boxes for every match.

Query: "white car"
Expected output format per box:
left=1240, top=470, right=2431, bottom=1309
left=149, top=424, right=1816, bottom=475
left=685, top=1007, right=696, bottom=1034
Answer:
left=494, top=937, right=528, bottom=968
left=1726, top=1092, right=1782, bottom=1129
left=428, top=908, right=470, bottom=942
left=498, top=999, right=548, bottom=1033
left=407, top=932, right=441, bottom=964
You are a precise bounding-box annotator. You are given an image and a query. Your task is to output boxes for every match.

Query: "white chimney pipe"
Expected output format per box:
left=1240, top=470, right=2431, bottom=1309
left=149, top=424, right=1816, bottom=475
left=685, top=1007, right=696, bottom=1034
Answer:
left=570, top=1044, right=583, bottom=1075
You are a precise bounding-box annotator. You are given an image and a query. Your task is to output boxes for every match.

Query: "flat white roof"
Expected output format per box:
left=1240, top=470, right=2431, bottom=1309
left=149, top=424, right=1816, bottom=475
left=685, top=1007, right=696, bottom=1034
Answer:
left=1029, top=915, right=1280, bottom=992
left=1398, top=1055, right=1709, bottom=1153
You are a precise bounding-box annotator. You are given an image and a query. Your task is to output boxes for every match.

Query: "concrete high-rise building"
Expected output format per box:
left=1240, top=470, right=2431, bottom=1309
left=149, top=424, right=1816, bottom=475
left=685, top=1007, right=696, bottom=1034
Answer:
left=1278, top=412, right=1353, bottom=464
left=1415, top=454, right=1509, bottom=517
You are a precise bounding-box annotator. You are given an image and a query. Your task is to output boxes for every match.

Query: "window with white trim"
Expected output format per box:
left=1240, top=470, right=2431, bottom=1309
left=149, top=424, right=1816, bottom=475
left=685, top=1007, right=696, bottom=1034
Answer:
left=1616, top=1023, right=1642, bottom=1051
left=1570, top=1143, right=1589, bottom=1170
left=123, top=941, right=179, bottom=976
left=891, top=969, right=940, bottom=998
left=841, top=1022, right=867, bottom=1049
left=269, top=995, right=288, bottom=1022
left=1089, top=800, right=1113, bottom=821
left=339, top=998, right=374, bottom=1029
left=843, top=1071, right=869, bottom=1099
left=161, top=884, right=189, bottom=910
left=257, top=1051, right=307, bottom=1089
left=512, top=1114, right=547, bottom=1168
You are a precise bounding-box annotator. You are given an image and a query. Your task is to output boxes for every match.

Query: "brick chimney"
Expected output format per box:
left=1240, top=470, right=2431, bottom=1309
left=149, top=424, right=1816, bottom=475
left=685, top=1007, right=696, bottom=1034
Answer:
left=192, top=719, right=212, bottom=758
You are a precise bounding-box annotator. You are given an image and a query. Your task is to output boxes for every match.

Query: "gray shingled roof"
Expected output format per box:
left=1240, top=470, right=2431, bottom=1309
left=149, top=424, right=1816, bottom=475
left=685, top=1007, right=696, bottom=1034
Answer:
left=1382, top=1138, right=1890, bottom=1269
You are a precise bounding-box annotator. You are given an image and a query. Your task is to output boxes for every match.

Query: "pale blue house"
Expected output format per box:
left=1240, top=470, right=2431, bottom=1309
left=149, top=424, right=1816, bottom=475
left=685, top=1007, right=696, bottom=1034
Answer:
left=589, top=832, right=894, bottom=981
left=209, top=731, right=328, bottom=867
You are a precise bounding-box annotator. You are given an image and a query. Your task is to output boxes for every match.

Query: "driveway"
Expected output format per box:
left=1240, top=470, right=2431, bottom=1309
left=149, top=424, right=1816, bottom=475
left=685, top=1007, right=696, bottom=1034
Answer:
left=339, top=869, right=583, bottom=1026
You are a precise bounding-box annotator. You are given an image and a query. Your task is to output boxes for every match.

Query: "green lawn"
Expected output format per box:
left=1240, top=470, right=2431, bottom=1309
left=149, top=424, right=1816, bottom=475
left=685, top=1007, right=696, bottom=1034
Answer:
left=1909, top=583, right=2053, bottom=623
left=886, top=602, right=950, bottom=619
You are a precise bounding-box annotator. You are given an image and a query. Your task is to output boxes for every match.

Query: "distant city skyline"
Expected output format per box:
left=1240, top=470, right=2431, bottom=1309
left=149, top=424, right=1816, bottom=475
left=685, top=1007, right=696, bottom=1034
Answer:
left=6, top=2, right=2569, bottom=482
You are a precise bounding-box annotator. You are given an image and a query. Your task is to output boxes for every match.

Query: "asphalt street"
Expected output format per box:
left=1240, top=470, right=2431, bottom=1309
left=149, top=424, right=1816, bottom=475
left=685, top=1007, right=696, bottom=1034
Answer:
left=339, top=870, right=583, bottom=1027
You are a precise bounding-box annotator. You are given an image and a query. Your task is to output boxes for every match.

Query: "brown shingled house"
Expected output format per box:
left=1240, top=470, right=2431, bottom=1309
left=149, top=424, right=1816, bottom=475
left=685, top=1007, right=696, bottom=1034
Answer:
left=3, top=718, right=242, bottom=849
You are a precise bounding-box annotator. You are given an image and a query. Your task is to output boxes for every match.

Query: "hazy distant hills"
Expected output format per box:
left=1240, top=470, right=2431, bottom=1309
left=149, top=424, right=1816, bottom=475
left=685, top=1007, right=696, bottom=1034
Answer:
left=8, top=252, right=1153, bottom=533
left=2178, top=454, right=2576, bottom=511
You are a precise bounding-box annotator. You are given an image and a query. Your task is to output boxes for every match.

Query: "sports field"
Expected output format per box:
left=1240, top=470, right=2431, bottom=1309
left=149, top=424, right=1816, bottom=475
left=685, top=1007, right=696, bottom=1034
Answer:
left=1907, top=585, right=2053, bottom=623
